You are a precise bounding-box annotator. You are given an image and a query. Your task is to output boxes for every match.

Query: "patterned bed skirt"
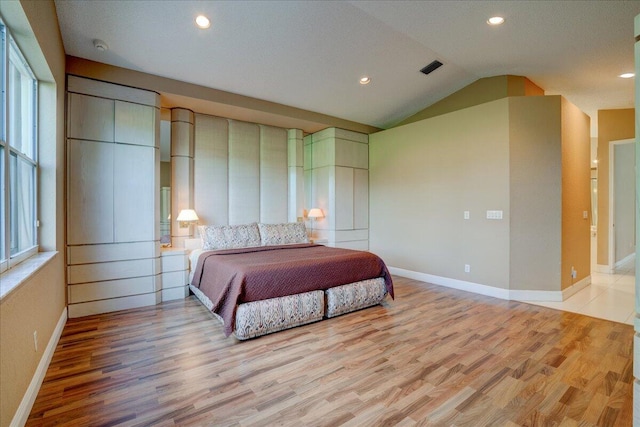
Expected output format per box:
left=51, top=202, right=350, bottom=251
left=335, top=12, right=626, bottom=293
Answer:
left=189, top=277, right=388, bottom=340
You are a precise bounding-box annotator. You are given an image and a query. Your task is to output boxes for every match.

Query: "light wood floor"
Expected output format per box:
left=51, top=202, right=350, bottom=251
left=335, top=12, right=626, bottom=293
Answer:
left=27, top=276, right=633, bottom=426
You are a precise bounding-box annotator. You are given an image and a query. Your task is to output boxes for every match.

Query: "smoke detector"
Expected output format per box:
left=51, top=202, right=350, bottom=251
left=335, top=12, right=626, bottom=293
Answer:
left=93, top=39, right=109, bottom=52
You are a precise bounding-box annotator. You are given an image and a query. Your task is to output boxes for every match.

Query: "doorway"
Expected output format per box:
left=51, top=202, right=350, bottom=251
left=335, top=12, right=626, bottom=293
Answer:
left=609, top=139, right=636, bottom=269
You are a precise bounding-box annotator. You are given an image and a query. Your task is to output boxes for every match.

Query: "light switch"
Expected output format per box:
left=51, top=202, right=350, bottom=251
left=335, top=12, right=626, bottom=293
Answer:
left=583, top=211, right=588, bottom=219
left=464, top=211, right=470, bottom=220
left=486, top=210, right=503, bottom=220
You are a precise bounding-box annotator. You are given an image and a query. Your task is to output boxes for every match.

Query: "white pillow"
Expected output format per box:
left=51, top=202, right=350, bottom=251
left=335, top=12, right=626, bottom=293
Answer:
left=258, top=222, right=309, bottom=246
left=198, top=223, right=261, bottom=250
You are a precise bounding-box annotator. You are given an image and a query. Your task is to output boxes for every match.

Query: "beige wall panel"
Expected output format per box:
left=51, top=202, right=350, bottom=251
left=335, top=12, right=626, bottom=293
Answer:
left=354, top=168, right=369, bottom=229
left=67, top=74, right=160, bottom=107
left=228, top=121, right=260, bottom=224
left=68, top=292, right=160, bottom=318
left=334, top=229, right=369, bottom=241
left=114, top=144, right=156, bottom=242
left=288, top=129, right=304, bottom=167
left=312, top=166, right=332, bottom=230
left=67, top=93, right=114, bottom=142
left=509, top=97, right=562, bottom=291
left=171, top=120, right=195, bottom=157
left=304, top=169, right=313, bottom=216
left=335, top=167, right=354, bottom=230
left=335, top=139, right=368, bottom=169
left=68, top=275, right=158, bottom=304
left=114, top=101, right=156, bottom=147
left=67, top=139, right=114, bottom=245
left=171, top=156, right=194, bottom=236
left=171, top=108, right=194, bottom=124
left=370, top=99, right=511, bottom=289
left=194, top=115, right=229, bottom=226
left=260, top=125, right=288, bottom=223
left=334, top=128, right=369, bottom=144
left=334, top=240, right=369, bottom=251
left=288, top=130, right=305, bottom=222
left=68, top=258, right=157, bottom=284
left=560, top=98, right=591, bottom=288
left=67, top=241, right=157, bottom=265
left=311, top=138, right=335, bottom=169
left=289, top=166, right=305, bottom=222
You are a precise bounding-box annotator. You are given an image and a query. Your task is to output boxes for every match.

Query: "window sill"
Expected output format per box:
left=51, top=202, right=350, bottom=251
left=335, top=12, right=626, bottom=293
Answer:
left=0, top=251, right=58, bottom=301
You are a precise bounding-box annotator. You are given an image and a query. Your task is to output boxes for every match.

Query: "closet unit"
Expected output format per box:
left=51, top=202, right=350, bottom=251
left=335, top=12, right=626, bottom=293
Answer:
left=66, top=76, right=161, bottom=317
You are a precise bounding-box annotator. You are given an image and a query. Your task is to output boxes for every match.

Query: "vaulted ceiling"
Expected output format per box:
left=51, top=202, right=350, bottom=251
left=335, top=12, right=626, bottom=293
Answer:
left=55, top=0, right=640, bottom=135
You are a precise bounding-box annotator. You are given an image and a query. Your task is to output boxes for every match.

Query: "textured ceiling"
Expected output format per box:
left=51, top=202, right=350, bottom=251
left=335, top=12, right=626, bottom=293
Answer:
left=54, top=0, right=640, bottom=134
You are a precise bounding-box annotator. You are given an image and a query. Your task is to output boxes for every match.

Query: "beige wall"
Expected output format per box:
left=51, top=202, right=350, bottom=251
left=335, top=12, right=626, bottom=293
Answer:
left=370, top=99, right=512, bottom=289
left=371, top=95, right=589, bottom=294
left=508, top=96, right=562, bottom=291
left=596, top=109, right=635, bottom=266
left=560, top=98, right=592, bottom=288
left=66, top=57, right=378, bottom=135
left=0, top=1, right=67, bottom=426
left=397, top=75, right=544, bottom=127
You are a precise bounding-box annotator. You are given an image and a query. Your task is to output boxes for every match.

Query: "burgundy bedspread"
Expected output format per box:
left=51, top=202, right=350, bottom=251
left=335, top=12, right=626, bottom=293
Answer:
left=191, top=244, right=393, bottom=336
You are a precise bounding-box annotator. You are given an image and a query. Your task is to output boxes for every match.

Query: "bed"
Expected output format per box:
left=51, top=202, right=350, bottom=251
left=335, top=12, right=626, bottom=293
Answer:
left=188, top=222, right=393, bottom=340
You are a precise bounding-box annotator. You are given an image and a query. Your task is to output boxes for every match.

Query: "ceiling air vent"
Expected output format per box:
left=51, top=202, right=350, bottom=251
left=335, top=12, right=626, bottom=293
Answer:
left=420, top=60, right=443, bottom=75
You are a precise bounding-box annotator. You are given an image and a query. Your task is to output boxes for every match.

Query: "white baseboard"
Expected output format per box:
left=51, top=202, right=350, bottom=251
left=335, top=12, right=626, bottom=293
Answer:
left=389, top=266, right=588, bottom=303
left=615, top=252, right=636, bottom=269
left=11, top=307, right=67, bottom=427
left=388, top=267, right=510, bottom=300
left=596, top=264, right=613, bottom=274
left=562, top=275, right=591, bottom=300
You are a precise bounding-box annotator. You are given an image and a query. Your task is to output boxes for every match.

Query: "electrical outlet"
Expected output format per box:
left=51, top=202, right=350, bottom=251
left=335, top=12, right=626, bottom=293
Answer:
left=571, top=267, right=577, bottom=279
left=463, top=211, right=470, bottom=220
left=464, top=264, right=470, bottom=273
left=33, top=331, right=38, bottom=352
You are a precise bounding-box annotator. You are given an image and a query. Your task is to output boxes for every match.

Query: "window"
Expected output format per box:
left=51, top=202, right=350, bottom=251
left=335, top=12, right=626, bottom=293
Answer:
left=0, top=20, right=38, bottom=273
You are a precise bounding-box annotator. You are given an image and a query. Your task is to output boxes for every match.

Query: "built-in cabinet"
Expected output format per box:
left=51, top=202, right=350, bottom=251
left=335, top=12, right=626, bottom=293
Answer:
left=66, top=76, right=162, bottom=317
left=304, top=128, right=369, bottom=250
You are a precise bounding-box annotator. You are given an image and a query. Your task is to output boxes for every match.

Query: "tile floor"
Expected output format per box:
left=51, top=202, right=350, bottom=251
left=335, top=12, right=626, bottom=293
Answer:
left=523, top=257, right=636, bottom=325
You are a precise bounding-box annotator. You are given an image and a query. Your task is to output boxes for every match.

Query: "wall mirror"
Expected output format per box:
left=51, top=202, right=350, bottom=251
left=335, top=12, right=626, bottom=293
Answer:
left=160, top=119, right=171, bottom=244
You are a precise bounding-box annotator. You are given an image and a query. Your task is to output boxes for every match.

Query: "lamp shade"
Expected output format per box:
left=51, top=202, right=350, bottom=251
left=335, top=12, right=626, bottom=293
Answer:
left=308, top=208, right=324, bottom=219
left=176, top=209, right=199, bottom=222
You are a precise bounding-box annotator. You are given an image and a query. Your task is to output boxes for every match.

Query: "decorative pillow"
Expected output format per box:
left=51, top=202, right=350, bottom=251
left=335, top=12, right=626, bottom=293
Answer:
left=198, top=223, right=261, bottom=250
left=258, top=222, right=309, bottom=246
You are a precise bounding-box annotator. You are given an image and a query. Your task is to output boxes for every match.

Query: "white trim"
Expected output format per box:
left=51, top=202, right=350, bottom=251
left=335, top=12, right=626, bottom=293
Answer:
left=595, top=263, right=614, bottom=274
left=509, top=289, right=563, bottom=302
left=11, top=307, right=67, bottom=427
left=388, top=266, right=510, bottom=300
left=615, top=252, right=636, bottom=269
left=561, top=275, right=591, bottom=300
left=389, top=266, right=588, bottom=303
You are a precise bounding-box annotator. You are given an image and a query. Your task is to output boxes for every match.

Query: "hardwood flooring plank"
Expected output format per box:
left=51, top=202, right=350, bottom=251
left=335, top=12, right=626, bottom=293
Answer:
left=25, top=276, right=633, bottom=426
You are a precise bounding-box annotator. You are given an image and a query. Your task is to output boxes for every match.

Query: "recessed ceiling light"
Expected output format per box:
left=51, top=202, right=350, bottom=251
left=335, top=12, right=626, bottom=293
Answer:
left=620, top=73, right=635, bottom=79
left=487, top=16, right=505, bottom=26
left=359, top=76, right=371, bottom=85
left=195, top=15, right=211, bottom=29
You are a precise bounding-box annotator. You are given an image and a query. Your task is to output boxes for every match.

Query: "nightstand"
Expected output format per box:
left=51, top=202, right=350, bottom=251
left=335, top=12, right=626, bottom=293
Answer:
left=160, top=247, right=189, bottom=301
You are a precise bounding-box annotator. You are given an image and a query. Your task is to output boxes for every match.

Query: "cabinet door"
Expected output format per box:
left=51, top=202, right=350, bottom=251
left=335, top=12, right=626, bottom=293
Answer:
left=114, top=144, right=156, bottom=242
left=67, top=93, right=114, bottom=142
left=115, top=101, right=156, bottom=147
left=67, top=139, right=115, bottom=245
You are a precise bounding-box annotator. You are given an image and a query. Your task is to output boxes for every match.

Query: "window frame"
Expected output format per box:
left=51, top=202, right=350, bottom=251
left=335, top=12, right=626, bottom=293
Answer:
left=0, top=20, right=39, bottom=274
